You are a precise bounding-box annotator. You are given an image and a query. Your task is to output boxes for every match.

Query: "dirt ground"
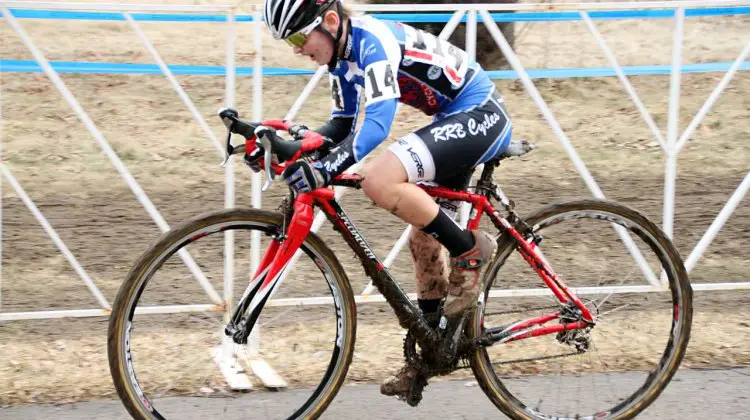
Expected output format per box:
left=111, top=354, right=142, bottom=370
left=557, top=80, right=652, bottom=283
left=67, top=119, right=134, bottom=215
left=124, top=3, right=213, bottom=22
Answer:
left=1, top=0, right=749, bottom=407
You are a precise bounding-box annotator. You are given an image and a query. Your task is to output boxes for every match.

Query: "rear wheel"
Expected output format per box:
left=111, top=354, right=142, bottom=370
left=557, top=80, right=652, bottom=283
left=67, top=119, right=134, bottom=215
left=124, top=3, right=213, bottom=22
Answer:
left=469, top=199, right=692, bottom=419
left=108, top=208, right=356, bottom=419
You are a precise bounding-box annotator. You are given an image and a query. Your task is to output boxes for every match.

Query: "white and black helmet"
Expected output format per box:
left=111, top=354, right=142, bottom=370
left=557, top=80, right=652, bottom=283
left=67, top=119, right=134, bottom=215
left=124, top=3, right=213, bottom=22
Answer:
left=264, top=0, right=339, bottom=40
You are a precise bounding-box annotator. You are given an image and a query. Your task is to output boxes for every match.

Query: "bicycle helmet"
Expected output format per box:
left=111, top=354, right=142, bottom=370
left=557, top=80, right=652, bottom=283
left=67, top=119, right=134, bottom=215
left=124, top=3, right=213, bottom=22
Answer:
left=264, top=0, right=345, bottom=70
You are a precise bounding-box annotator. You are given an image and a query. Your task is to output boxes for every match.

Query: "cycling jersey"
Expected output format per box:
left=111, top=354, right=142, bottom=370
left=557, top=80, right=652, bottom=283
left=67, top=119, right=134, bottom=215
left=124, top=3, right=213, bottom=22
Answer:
left=319, top=15, right=500, bottom=177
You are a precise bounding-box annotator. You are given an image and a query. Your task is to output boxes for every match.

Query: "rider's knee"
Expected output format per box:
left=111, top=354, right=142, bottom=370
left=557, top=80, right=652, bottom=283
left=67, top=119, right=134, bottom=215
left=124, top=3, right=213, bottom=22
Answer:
left=361, top=172, right=393, bottom=208
left=361, top=152, right=408, bottom=210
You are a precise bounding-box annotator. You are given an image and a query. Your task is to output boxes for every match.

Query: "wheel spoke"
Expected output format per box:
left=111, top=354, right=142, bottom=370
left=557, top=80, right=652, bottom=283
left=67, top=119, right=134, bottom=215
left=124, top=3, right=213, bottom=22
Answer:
left=470, top=201, right=691, bottom=419
left=108, top=210, right=356, bottom=419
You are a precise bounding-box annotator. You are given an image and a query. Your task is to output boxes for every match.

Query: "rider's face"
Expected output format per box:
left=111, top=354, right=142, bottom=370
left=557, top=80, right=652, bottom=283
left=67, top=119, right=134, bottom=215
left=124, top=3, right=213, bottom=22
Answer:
left=291, top=11, right=339, bottom=67
left=293, top=29, right=334, bottom=66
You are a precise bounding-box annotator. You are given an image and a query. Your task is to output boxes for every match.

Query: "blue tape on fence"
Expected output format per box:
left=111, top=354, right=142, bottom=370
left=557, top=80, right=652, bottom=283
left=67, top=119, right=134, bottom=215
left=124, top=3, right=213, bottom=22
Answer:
left=0, top=60, right=316, bottom=76
left=372, top=7, right=750, bottom=22
left=2, top=59, right=747, bottom=79
left=5, top=9, right=256, bottom=22
left=5, top=7, right=750, bottom=23
left=485, top=61, right=750, bottom=79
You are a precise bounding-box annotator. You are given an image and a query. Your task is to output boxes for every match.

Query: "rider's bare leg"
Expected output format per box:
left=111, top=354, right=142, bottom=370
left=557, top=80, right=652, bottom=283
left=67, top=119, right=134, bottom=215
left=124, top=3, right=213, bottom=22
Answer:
left=360, top=150, right=439, bottom=228
left=367, top=151, right=496, bottom=396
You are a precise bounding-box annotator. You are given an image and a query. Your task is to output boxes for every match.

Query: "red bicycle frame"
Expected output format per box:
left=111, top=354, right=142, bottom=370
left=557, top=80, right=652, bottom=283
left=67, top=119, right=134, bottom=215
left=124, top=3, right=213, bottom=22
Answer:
left=235, top=118, right=594, bottom=347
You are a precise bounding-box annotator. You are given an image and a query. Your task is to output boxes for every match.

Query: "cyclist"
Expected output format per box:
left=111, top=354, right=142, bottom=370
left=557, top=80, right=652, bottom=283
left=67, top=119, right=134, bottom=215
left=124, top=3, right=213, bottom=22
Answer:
left=261, top=0, right=512, bottom=396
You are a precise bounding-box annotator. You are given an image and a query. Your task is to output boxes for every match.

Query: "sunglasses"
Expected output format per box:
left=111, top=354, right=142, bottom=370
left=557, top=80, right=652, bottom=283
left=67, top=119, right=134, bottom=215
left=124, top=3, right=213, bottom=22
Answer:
left=284, top=16, right=323, bottom=48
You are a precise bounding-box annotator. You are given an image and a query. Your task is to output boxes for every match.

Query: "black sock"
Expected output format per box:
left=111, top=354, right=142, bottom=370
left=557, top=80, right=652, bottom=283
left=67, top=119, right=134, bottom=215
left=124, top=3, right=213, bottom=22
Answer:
left=421, top=210, right=475, bottom=257
left=417, top=298, right=441, bottom=314
left=418, top=299, right=442, bottom=329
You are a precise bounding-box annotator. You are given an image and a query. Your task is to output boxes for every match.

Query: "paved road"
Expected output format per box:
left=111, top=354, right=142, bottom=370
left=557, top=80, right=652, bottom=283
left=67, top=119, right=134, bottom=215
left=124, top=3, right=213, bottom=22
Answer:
left=4, top=368, right=749, bottom=419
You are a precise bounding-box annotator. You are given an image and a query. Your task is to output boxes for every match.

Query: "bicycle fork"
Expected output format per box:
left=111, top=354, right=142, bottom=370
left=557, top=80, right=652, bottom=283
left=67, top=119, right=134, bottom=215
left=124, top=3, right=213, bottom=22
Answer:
left=224, top=193, right=315, bottom=344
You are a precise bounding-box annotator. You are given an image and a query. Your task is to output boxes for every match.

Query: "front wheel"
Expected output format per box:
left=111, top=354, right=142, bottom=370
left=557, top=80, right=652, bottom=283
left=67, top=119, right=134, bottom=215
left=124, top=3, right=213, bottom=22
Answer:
left=108, top=208, right=356, bottom=419
left=469, top=199, right=692, bottom=420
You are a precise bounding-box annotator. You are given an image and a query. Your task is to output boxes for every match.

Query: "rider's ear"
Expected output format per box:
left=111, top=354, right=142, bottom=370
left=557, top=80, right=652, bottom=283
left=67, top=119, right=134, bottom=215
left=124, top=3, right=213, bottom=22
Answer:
left=322, top=10, right=340, bottom=32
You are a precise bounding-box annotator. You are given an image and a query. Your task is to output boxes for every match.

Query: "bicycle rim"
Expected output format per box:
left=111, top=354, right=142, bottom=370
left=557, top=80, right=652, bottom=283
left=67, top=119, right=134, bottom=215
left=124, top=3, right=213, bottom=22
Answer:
left=108, top=209, right=356, bottom=419
left=469, top=199, right=692, bottom=420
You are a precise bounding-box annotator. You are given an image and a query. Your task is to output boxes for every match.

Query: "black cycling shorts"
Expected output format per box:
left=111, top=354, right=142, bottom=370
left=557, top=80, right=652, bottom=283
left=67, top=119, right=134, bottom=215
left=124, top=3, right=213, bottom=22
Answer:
left=388, top=91, right=512, bottom=190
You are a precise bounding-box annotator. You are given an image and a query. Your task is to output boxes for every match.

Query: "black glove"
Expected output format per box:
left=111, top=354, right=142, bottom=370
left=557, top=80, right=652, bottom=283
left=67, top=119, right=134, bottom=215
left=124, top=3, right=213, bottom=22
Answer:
left=289, top=124, right=309, bottom=140
left=282, top=160, right=330, bottom=193
left=244, top=145, right=264, bottom=173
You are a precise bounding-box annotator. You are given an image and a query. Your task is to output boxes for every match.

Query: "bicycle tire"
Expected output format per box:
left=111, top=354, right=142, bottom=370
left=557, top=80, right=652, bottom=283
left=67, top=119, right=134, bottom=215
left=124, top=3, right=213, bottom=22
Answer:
left=468, top=199, right=693, bottom=420
left=108, top=208, right=356, bottom=420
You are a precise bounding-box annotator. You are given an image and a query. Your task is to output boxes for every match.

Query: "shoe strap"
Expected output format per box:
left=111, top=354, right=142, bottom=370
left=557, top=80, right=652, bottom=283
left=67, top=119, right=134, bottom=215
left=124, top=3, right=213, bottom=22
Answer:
left=453, top=257, right=487, bottom=269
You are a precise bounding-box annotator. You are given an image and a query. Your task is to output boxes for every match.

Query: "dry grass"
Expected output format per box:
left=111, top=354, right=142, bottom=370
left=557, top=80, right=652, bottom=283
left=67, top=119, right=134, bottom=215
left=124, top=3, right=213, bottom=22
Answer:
left=1, top=309, right=749, bottom=405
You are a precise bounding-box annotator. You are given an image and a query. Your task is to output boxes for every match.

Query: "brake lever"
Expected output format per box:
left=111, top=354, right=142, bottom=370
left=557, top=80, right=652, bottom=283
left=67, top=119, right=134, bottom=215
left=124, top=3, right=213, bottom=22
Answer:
left=219, top=129, right=233, bottom=168
left=218, top=107, right=241, bottom=168
left=255, top=126, right=275, bottom=192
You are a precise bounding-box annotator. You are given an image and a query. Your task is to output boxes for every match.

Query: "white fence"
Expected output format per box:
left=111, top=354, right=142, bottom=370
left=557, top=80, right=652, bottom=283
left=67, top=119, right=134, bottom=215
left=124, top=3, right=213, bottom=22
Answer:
left=1, top=0, right=749, bottom=388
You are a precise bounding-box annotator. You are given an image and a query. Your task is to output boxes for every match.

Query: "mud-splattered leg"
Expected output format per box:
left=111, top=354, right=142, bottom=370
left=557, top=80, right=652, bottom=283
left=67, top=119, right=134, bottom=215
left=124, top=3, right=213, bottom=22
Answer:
left=409, top=228, right=448, bottom=300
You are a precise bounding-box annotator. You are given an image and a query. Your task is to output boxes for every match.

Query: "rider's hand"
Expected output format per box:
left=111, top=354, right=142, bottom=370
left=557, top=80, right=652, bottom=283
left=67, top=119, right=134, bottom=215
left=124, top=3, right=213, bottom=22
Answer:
left=282, top=160, right=330, bottom=193
left=244, top=146, right=264, bottom=173
left=289, top=123, right=309, bottom=140
left=289, top=124, right=335, bottom=158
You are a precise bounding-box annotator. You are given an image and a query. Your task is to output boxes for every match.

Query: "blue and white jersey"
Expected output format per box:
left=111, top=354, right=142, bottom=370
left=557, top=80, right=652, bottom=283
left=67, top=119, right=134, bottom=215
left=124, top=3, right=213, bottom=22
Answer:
left=328, top=16, right=496, bottom=163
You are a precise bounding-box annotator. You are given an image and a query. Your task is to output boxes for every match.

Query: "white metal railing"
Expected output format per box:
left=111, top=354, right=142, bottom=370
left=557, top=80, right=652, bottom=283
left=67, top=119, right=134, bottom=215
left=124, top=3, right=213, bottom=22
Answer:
left=0, top=1, right=275, bottom=390
left=1, top=0, right=748, bottom=388
left=260, top=1, right=750, bottom=301
left=1, top=0, right=747, bottom=313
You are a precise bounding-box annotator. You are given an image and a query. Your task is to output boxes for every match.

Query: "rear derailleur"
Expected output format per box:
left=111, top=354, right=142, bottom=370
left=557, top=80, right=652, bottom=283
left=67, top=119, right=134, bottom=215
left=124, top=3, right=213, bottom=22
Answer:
left=556, top=302, right=596, bottom=353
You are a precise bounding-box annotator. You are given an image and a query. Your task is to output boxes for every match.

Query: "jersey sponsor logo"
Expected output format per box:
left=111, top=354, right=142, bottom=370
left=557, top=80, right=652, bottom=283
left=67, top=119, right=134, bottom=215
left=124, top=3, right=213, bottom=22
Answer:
left=398, top=76, right=440, bottom=115
left=468, top=112, right=501, bottom=137
left=324, top=150, right=350, bottom=173
left=406, top=146, right=425, bottom=178
left=361, top=43, right=377, bottom=61
left=430, top=122, right=466, bottom=142
left=343, top=35, right=354, bottom=61
left=427, top=65, right=442, bottom=80
left=402, top=58, right=415, bottom=67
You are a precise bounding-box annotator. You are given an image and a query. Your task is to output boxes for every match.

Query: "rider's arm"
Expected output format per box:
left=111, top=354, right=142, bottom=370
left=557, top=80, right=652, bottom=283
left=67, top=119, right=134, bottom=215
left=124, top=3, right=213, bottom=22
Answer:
left=314, top=73, right=359, bottom=143
left=319, top=32, right=401, bottom=177
left=315, top=117, right=354, bottom=144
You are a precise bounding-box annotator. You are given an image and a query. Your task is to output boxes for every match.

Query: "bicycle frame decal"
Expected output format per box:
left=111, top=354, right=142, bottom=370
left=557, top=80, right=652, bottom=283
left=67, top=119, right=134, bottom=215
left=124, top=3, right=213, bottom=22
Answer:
left=338, top=210, right=379, bottom=262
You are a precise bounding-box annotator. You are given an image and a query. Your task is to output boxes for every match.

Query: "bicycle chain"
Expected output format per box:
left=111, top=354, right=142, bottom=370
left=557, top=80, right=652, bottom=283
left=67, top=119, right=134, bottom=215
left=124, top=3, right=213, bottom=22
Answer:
left=403, top=329, right=467, bottom=378
left=490, top=350, right=581, bottom=367
left=402, top=303, right=582, bottom=378
left=404, top=326, right=580, bottom=376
